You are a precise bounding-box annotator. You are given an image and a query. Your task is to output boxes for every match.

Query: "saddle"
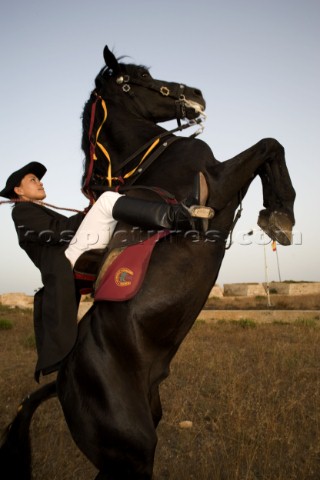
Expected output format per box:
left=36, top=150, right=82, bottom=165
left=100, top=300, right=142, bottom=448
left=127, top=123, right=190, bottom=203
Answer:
left=74, top=173, right=210, bottom=301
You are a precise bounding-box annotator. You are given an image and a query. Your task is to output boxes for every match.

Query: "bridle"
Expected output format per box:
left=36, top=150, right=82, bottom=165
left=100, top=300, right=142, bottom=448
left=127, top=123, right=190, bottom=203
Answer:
left=114, top=73, right=194, bottom=124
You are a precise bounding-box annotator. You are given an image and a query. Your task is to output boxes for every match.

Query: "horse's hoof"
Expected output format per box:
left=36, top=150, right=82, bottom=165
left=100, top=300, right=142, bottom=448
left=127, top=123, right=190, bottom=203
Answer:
left=257, top=210, right=293, bottom=246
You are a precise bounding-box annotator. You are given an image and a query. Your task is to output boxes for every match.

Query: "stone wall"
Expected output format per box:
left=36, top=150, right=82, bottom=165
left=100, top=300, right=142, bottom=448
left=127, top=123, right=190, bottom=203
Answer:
left=269, top=282, right=320, bottom=295
left=210, top=282, right=320, bottom=297
left=0, top=293, right=93, bottom=312
left=0, top=293, right=33, bottom=309
left=1, top=283, right=319, bottom=308
left=208, top=285, right=224, bottom=298
left=223, top=283, right=267, bottom=297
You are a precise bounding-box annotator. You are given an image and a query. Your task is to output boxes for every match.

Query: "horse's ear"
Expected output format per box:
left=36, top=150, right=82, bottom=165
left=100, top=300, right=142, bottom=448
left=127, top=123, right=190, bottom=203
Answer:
left=103, top=46, right=121, bottom=75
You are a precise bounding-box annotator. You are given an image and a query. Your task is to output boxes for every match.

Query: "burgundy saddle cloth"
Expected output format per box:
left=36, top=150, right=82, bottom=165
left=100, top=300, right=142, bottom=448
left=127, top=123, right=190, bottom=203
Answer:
left=74, top=228, right=170, bottom=302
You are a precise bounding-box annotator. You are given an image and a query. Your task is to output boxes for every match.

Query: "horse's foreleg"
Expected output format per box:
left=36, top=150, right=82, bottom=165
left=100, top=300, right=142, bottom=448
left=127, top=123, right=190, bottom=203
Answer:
left=255, top=141, right=296, bottom=244
left=208, top=138, right=296, bottom=244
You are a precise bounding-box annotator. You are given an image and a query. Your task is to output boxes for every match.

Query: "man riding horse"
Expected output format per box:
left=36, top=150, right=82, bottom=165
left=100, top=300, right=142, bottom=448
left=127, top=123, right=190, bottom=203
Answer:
left=0, top=160, right=213, bottom=381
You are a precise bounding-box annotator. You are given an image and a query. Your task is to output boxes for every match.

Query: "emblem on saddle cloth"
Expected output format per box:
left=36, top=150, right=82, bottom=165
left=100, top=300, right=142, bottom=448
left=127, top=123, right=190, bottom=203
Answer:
left=94, top=230, right=169, bottom=302
left=115, top=268, right=134, bottom=287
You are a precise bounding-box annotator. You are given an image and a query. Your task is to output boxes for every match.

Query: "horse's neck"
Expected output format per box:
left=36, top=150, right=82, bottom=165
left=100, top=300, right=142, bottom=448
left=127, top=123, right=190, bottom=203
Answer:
left=104, top=112, right=167, bottom=163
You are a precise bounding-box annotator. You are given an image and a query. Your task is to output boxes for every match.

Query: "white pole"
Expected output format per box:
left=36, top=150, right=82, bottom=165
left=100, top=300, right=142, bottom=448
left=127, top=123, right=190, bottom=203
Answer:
left=275, top=248, right=282, bottom=282
left=263, top=233, right=272, bottom=307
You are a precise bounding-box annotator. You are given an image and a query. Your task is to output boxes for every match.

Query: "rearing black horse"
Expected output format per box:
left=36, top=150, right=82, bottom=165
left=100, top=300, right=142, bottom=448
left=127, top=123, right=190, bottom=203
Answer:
left=0, top=46, right=295, bottom=480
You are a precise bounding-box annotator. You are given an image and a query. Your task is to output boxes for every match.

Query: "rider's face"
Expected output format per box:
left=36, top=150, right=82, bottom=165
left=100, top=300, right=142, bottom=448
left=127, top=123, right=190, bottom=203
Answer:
left=14, top=173, right=46, bottom=201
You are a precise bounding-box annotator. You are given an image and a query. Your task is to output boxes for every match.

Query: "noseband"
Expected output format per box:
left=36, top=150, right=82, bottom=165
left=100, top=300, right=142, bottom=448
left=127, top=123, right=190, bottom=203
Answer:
left=116, top=74, right=186, bottom=98
left=114, top=74, right=193, bottom=123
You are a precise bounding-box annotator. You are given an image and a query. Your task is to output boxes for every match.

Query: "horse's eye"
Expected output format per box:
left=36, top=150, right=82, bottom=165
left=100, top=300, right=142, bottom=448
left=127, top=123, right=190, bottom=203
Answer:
left=141, top=72, right=149, bottom=78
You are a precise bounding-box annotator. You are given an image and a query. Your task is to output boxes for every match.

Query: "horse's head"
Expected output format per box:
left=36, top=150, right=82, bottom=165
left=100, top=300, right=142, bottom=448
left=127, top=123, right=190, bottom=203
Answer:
left=94, top=46, right=206, bottom=123
left=81, top=46, right=207, bottom=197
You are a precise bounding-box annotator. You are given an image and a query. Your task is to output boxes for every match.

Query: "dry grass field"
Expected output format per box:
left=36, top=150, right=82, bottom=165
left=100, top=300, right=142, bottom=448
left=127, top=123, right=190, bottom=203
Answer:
left=0, top=302, right=320, bottom=480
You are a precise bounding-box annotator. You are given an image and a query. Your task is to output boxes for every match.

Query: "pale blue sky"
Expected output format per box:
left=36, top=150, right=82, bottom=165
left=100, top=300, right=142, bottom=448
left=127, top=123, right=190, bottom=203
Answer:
left=0, top=0, right=319, bottom=294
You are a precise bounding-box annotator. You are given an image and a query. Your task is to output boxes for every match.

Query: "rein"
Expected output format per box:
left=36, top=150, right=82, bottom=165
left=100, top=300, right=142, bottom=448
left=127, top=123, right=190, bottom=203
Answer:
left=225, top=191, right=243, bottom=250
left=0, top=198, right=86, bottom=214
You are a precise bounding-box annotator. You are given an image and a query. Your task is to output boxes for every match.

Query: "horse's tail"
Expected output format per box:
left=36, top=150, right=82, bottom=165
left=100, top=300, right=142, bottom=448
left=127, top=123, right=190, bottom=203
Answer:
left=0, top=381, right=57, bottom=480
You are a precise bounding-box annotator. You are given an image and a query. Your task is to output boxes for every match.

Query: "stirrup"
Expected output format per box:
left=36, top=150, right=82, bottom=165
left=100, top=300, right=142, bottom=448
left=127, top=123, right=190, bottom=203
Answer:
left=188, top=205, right=215, bottom=219
left=185, top=172, right=214, bottom=231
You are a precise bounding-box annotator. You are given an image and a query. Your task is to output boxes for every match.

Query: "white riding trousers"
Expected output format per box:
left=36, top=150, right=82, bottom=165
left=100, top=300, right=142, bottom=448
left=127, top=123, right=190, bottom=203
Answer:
left=65, top=191, right=123, bottom=268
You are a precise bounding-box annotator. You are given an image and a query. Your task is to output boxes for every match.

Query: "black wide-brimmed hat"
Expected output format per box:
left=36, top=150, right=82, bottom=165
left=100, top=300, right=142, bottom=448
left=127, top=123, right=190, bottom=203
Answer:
left=0, top=162, right=47, bottom=199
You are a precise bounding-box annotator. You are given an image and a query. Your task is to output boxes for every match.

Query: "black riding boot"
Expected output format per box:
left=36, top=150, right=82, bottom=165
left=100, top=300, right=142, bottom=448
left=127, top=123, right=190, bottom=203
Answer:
left=112, top=196, right=214, bottom=231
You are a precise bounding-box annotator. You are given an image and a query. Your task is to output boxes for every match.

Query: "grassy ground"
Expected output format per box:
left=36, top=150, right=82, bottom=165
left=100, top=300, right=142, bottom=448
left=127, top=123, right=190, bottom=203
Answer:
left=0, top=305, right=319, bottom=479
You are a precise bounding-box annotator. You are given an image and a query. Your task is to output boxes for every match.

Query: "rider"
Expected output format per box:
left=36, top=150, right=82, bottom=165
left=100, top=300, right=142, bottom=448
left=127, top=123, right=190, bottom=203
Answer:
left=0, top=161, right=212, bottom=381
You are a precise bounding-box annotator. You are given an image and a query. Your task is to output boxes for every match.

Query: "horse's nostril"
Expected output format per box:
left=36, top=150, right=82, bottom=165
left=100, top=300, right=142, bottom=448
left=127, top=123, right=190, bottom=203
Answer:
left=194, top=89, right=202, bottom=97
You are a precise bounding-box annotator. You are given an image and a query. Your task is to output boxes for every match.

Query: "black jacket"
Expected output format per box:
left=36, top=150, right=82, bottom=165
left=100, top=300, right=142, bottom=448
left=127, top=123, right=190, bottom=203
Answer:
left=12, top=202, right=84, bottom=378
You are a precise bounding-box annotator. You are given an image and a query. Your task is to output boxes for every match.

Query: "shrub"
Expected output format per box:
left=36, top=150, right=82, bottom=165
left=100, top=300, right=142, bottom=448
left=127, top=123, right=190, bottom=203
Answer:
left=23, top=334, right=36, bottom=349
left=294, top=318, right=318, bottom=328
left=0, top=319, right=13, bottom=330
left=233, top=319, right=256, bottom=329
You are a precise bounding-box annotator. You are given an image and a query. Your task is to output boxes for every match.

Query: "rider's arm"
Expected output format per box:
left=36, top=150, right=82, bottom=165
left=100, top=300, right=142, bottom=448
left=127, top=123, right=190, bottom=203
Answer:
left=12, top=202, right=84, bottom=245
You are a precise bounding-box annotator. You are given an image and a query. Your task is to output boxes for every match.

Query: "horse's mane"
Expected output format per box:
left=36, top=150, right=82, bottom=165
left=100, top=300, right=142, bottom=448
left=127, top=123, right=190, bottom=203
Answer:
left=80, top=60, right=151, bottom=188
left=80, top=96, right=95, bottom=188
